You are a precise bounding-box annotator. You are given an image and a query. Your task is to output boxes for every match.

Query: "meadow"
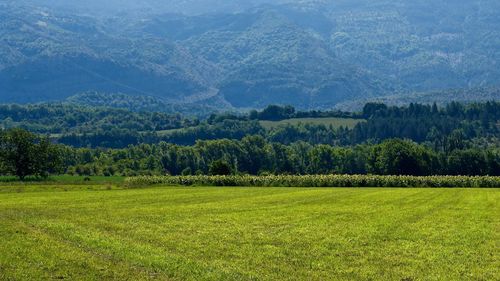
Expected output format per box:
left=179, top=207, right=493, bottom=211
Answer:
left=259, top=117, right=364, bottom=130
left=0, top=183, right=498, bottom=280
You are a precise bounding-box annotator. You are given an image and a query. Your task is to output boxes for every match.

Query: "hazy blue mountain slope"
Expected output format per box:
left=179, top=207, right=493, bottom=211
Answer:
left=0, top=3, right=217, bottom=103
left=142, top=9, right=388, bottom=108
left=325, top=0, right=500, bottom=91
left=1, top=0, right=499, bottom=108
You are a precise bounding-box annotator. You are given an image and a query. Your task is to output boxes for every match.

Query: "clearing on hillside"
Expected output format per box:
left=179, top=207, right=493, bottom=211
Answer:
left=0, top=185, right=498, bottom=280
left=259, top=117, right=364, bottom=130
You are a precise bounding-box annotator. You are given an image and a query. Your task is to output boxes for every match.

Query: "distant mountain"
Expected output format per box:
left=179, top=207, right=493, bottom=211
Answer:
left=1, top=1, right=500, bottom=109
left=0, top=2, right=217, bottom=103
left=153, top=8, right=387, bottom=108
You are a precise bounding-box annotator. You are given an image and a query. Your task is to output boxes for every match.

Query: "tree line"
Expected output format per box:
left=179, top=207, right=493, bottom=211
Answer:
left=64, top=136, right=499, bottom=177
left=3, top=128, right=498, bottom=179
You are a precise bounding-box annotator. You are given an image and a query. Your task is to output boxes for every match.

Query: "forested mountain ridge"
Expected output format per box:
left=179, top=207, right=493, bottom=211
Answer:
left=0, top=2, right=217, bottom=103
left=1, top=0, right=500, bottom=108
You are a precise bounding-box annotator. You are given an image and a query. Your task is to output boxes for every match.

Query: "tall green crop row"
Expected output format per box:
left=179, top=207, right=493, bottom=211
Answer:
left=125, top=175, right=500, bottom=188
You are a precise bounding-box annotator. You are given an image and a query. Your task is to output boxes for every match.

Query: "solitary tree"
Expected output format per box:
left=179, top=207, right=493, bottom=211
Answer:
left=0, top=129, right=62, bottom=180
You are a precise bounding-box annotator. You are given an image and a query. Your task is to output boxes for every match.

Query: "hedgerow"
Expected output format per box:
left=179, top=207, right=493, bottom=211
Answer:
left=124, top=175, right=500, bottom=188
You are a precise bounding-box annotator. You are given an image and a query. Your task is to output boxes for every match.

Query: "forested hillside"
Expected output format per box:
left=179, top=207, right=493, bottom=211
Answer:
left=1, top=0, right=499, bottom=108
left=1, top=102, right=498, bottom=150
left=0, top=2, right=216, bottom=104
left=0, top=103, right=195, bottom=134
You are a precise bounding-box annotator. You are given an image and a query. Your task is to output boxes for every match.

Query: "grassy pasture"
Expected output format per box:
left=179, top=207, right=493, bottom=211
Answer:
left=259, top=117, right=364, bottom=130
left=0, top=185, right=498, bottom=280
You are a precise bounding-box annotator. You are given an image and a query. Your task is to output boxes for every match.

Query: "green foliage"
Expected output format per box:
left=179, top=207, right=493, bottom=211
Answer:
left=1, top=102, right=500, bottom=177
left=181, top=167, right=192, bottom=176
left=125, top=175, right=500, bottom=188
left=158, top=120, right=265, bottom=146
left=0, top=103, right=190, bottom=134
left=0, top=129, right=62, bottom=179
left=0, top=103, right=201, bottom=148
left=351, top=101, right=500, bottom=145
left=138, top=100, right=500, bottom=150
left=368, top=139, right=438, bottom=176
left=67, top=92, right=228, bottom=117
left=252, top=105, right=295, bottom=121
left=260, top=117, right=363, bottom=130
left=32, top=136, right=500, bottom=177
left=208, top=160, right=232, bottom=176
left=337, top=87, right=500, bottom=111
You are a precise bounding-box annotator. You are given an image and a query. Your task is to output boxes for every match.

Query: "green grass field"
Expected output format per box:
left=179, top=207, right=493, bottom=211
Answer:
left=259, top=117, right=364, bottom=130
left=0, top=184, right=498, bottom=280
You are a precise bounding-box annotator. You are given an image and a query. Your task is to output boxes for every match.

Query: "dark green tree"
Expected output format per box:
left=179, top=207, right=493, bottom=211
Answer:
left=209, top=159, right=232, bottom=175
left=368, top=139, right=436, bottom=176
left=0, top=128, right=37, bottom=179
left=34, top=137, right=64, bottom=178
left=308, top=145, right=336, bottom=174
left=0, top=129, right=62, bottom=179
